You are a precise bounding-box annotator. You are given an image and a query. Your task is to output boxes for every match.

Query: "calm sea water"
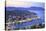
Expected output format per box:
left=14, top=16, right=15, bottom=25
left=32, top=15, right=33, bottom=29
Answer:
left=11, top=10, right=45, bottom=29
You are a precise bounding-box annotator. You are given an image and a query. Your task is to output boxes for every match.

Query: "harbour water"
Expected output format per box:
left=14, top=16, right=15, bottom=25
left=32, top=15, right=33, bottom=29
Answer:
left=10, top=10, right=45, bottom=29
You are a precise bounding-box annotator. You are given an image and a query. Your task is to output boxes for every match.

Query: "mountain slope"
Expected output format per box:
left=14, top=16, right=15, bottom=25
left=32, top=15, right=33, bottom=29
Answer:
left=6, top=7, right=44, bottom=11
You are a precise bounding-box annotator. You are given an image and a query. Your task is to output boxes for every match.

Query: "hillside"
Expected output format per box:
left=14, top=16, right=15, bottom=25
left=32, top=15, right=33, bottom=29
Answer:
left=6, top=7, right=44, bottom=11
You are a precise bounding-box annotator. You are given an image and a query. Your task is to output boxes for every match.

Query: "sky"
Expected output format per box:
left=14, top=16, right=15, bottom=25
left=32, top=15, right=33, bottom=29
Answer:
left=6, top=0, right=44, bottom=8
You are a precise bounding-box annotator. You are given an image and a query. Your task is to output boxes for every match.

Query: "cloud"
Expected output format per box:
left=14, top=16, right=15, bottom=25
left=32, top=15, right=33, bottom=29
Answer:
left=6, top=0, right=44, bottom=8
